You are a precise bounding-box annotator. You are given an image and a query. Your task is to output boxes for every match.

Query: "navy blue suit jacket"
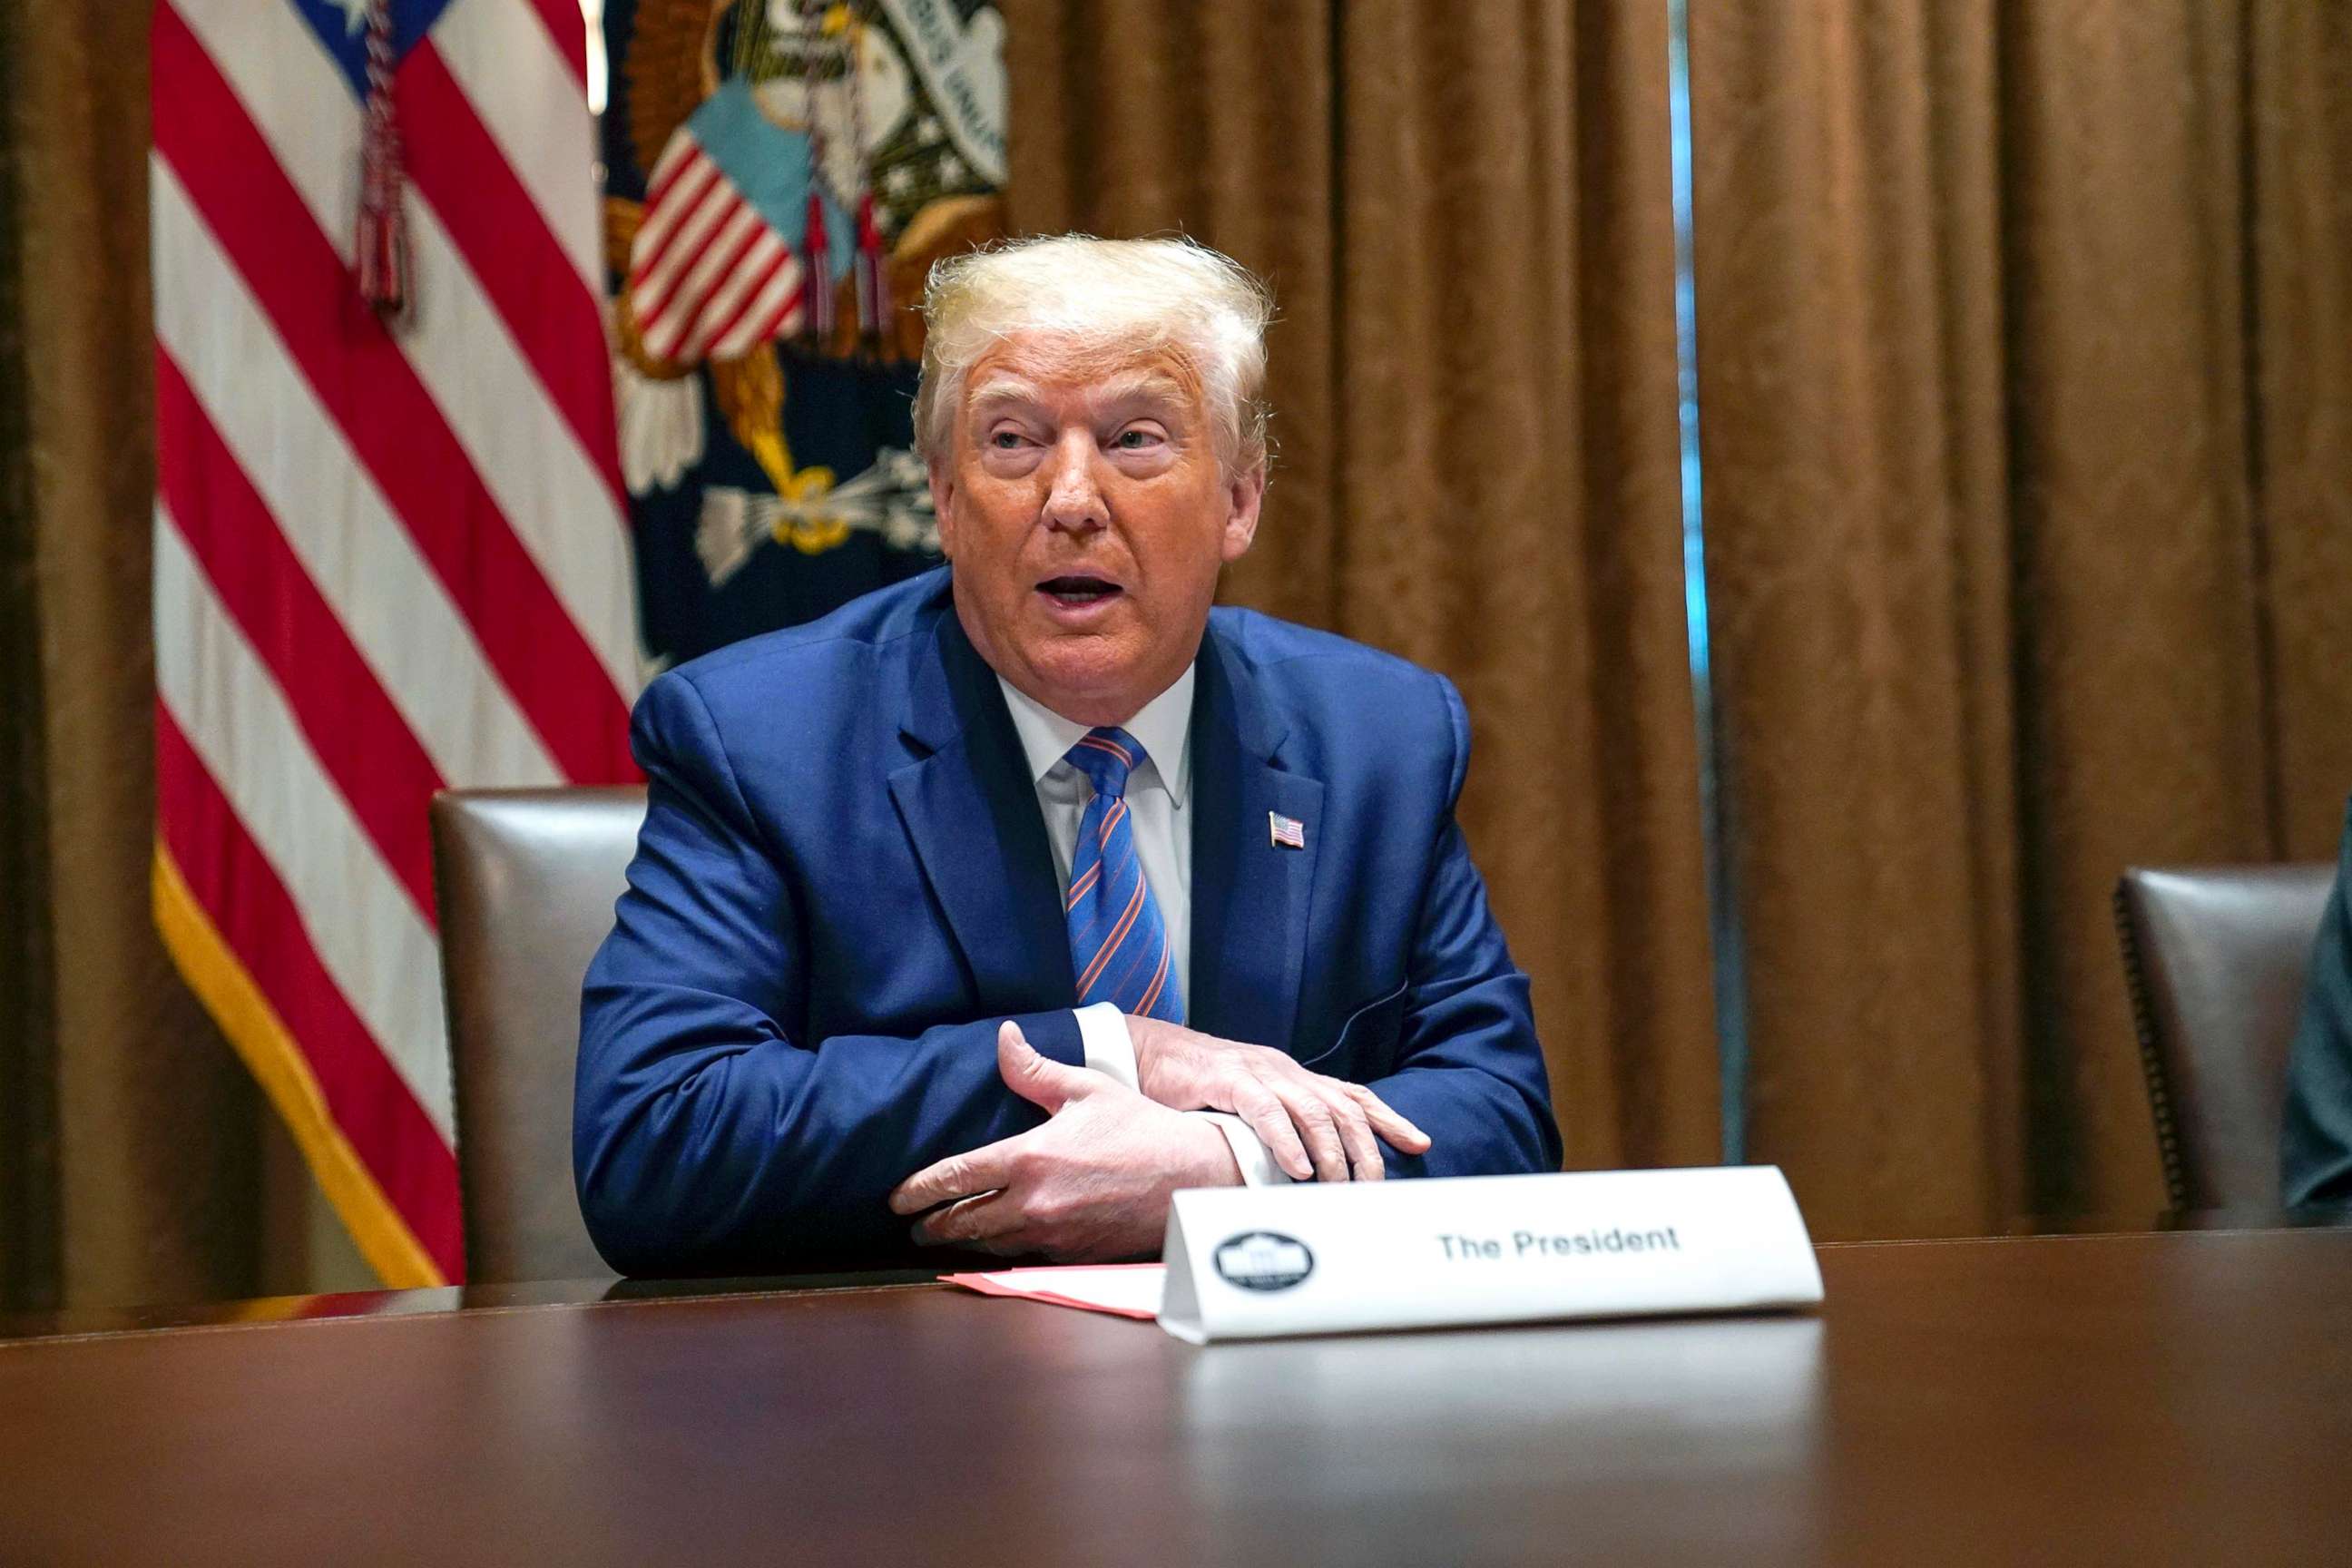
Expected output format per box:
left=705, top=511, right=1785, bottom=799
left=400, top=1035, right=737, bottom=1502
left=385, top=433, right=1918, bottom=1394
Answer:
left=575, top=569, right=1560, bottom=1274
left=2283, top=800, right=2352, bottom=1208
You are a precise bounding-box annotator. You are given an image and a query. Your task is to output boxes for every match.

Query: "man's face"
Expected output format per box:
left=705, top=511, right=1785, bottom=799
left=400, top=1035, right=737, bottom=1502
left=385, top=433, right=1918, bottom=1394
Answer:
left=931, top=336, right=1264, bottom=726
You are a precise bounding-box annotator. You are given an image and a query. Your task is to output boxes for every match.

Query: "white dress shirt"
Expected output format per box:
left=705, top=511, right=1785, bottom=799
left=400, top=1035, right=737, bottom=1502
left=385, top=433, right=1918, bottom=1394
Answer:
left=998, top=670, right=1289, bottom=1185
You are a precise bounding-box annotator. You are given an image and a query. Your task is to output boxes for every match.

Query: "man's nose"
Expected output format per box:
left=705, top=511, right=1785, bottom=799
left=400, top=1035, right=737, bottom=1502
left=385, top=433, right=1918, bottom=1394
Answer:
left=1040, top=431, right=1107, bottom=534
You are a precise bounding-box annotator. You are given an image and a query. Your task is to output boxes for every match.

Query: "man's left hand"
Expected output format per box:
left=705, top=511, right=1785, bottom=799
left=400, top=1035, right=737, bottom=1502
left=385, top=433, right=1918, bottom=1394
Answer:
left=889, top=1021, right=1240, bottom=1260
left=1125, top=1015, right=1430, bottom=1181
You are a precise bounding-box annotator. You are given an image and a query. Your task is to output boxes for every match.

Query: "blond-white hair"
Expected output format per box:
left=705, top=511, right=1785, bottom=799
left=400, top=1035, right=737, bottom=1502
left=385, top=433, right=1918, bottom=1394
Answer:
left=914, top=234, right=1274, bottom=477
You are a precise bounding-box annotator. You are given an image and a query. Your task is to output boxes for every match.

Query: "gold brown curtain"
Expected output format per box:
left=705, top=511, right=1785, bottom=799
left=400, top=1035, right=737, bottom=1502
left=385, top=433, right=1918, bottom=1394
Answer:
left=1004, top=0, right=1724, bottom=1171
left=1689, top=1, right=2352, bottom=1235
left=0, top=0, right=266, bottom=1311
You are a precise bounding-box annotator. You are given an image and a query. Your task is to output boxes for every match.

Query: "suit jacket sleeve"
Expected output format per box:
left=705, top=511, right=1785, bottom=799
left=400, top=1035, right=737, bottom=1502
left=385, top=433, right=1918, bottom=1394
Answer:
left=1361, top=675, right=1563, bottom=1178
left=2282, top=803, right=2352, bottom=1208
left=574, top=669, right=1086, bottom=1275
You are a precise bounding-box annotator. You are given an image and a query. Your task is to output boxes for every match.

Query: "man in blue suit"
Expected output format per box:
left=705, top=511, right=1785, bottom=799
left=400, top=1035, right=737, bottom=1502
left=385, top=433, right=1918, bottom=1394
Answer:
left=577, top=237, right=1559, bottom=1275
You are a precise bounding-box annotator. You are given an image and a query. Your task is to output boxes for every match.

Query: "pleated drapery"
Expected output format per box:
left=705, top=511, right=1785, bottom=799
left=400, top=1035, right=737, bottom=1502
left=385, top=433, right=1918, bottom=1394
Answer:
left=0, top=1, right=267, bottom=1311
left=1689, top=0, right=2352, bottom=1233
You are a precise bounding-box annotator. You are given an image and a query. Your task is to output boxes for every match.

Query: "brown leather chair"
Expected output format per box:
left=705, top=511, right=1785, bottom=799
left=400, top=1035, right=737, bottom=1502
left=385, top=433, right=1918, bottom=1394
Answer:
left=431, top=787, right=646, bottom=1283
left=2113, top=863, right=2334, bottom=1210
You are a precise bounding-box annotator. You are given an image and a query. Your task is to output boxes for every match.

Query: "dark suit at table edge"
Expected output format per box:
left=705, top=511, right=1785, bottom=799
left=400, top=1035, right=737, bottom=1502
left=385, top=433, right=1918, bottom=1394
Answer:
left=2284, top=797, right=2352, bottom=1208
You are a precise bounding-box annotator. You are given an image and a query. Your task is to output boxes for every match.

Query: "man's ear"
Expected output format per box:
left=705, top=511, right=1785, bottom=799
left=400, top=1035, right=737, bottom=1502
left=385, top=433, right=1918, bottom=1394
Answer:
left=1220, top=466, right=1267, bottom=564
left=928, top=459, right=957, bottom=558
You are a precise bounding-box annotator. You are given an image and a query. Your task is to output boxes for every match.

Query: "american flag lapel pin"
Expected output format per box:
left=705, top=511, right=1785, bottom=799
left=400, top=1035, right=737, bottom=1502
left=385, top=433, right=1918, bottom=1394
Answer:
left=1269, top=811, right=1307, bottom=850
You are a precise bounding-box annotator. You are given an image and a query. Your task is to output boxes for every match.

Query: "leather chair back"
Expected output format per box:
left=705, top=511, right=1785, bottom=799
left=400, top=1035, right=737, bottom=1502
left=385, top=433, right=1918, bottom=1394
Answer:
left=431, top=787, right=646, bottom=1283
left=2113, top=863, right=2334, bottom=1210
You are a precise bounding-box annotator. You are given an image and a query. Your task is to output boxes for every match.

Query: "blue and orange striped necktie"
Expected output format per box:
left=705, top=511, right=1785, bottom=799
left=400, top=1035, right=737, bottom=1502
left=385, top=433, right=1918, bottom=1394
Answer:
left=1062, top=727, right=1185, bottom=1024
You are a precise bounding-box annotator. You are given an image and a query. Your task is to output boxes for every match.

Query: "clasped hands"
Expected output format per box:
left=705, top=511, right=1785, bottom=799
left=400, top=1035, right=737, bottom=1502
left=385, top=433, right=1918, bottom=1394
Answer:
left=887, top=1017, right=1430, bottom=1262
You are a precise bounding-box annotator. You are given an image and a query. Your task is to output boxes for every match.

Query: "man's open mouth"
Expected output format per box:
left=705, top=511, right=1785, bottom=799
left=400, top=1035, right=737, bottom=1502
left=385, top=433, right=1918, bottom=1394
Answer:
left=1037, top=575, right=1122, bottom=607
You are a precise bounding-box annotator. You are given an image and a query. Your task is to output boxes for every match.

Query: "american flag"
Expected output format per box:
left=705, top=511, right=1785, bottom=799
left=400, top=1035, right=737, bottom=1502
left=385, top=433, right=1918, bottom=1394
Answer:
left=627, top=81, right=809, bottom=366
left=150, top=0, right=641, bottom=1286
left=1269, top=812, right=1306, bottom=850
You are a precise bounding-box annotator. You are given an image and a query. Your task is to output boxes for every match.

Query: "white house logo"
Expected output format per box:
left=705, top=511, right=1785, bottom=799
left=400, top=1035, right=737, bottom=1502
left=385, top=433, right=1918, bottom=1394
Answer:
left=1213, top=1231, right=1316, bottom=1292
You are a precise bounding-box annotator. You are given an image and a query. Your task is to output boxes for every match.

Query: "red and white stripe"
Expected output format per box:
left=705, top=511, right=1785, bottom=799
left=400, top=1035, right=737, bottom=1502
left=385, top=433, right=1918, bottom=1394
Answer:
left=151, top=0, right=641, bottom=1284
left=628, top=134, right=806, bottom=364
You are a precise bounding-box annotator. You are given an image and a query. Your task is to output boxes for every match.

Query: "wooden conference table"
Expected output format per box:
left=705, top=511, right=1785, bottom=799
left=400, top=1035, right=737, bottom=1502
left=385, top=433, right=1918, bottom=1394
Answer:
left=4, top=1223, right=2350, bottom=1565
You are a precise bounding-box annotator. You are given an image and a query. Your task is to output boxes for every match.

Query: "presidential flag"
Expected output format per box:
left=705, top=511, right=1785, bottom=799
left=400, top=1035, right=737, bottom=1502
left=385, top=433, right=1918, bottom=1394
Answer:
left=150, top=0, right=641, bottom=1286
left=603, top=0, right=1008, bottom=666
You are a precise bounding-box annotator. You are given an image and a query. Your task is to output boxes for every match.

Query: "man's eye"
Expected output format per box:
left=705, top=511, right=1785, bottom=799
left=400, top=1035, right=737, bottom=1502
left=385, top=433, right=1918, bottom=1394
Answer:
left=989, top=430, right=1026, bottom=449
left=1112, top=429, right=1158, bottom=450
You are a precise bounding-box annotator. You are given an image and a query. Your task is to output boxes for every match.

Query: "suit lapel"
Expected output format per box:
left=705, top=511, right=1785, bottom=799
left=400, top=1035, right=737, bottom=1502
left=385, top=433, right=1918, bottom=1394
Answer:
left=888, top=610, right=1074, bottom=1014
left=1187, top=626, right=1323, bottom=1057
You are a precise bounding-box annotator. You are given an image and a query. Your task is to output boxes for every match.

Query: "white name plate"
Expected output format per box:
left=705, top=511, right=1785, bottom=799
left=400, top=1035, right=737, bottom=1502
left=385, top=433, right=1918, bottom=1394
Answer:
left=1157, top=1166, right=1822, bottom=1345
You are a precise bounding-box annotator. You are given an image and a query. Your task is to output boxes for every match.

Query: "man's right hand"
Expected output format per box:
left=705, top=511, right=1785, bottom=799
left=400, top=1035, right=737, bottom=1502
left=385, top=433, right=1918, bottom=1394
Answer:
left=1124, top=1017, right=1431, bottom=1182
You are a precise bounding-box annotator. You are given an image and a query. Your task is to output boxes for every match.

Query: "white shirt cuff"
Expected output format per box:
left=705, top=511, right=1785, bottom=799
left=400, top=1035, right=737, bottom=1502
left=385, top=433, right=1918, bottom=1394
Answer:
left=1074, top=1003, right=1139, bottom=1091
left=1073, top=1006, right=1289, bottom=1186
left=1197, top=1112, right=1294, bottom=1187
